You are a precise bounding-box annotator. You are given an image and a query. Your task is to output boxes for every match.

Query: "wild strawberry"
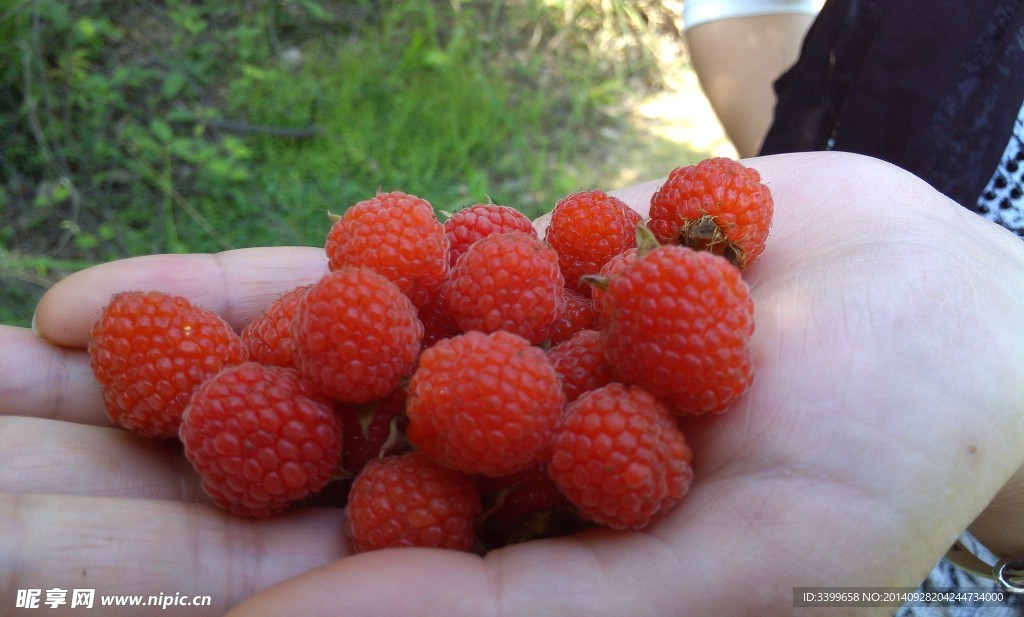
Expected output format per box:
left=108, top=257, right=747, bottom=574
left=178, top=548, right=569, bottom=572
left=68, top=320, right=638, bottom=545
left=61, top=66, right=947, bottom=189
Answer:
left=347, top=451, right=481, bottom=552
left=179, top=362, right=343, bottom=517
left=443, top=202, right=537, bottom=266
left=292, top=267, right=423, bottom=403
left=648, top=157, right=773, bottom=270
left=546, top=329, right=614, bottom=404
left=599, top=245, right=754, bottom=415
left=544, top=190, right=642, bottom=295
left=88, top=291, right=245, bottom=439
left=441, top=231, right=564, bottom=345
left=240, top=284, right=312, bottom=368
left=406, top=330, right=564, bottom=477
left=547, top=288, right=597, bottom=346
left=548, top=383, right=693, bottom=530
left=325, top=191, right=449, bottom=307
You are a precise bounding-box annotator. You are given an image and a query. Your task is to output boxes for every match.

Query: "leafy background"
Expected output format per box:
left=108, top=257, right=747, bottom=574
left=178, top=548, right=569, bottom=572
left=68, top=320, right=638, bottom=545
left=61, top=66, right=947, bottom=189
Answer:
left=0, top=0, right=734, bottom=327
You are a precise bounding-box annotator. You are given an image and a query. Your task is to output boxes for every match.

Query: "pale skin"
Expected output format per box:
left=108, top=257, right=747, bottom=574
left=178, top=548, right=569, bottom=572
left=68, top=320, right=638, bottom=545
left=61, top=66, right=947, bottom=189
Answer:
left=685, top=13, right=816, bottom=158
left=2, top=152, right=1024, bottom=615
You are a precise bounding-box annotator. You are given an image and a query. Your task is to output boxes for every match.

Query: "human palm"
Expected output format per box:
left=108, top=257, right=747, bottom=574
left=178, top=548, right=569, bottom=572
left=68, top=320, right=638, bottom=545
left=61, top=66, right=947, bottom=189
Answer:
left=3, top=152, right=1023, bottom=616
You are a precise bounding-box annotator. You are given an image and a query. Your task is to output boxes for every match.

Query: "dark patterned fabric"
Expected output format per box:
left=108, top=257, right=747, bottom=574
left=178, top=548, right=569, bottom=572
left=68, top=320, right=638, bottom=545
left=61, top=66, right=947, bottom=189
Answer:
left=977, top=103, right=1024, bottom=235
left=760, top=0, right=1024, bottom=237
left=898, top=533, right=1024, bottom=616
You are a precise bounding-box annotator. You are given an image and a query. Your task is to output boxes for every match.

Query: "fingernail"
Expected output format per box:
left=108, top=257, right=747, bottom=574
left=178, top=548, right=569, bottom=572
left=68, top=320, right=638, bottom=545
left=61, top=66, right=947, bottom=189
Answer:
left=30, top=307, right=39, bottom=336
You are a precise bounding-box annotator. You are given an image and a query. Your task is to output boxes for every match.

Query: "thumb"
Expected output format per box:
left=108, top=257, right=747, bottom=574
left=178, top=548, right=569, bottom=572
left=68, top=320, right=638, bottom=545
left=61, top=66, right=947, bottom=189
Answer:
left=221, top=532, right=698, bottom=617
left=224, top=549, right=496, bottom=617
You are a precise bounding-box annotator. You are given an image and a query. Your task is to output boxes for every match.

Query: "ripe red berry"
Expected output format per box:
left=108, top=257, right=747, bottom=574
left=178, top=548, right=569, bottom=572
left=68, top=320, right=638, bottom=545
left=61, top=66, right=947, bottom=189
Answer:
left=546, top=329, right=614, bottom=404
left=441, top=231, right=564, bottom=345
left=547, top=288, right=597, bottom=346
left=589, top=247, right=637, bottom=319
left=599, top=245, right=754, bottom=415
left=179, top=362, right=343, bottom=517
left=416, top=294, right=460, bottom=350
left=325, top=191, right=449, bottom=307
left=240, top=284, right=312, bottom=368
left=648, top=157, right=773, bottom=269
left=347, top=451, right=481, bottom=552
left=544, top=190, right=642, bottom=295
left=443, top=202, right=537, bottom=266
left=474, top=464, right=572, bottom=548
left=338, top=388, right=409, bottom=478
left=548, top=383, right=693, bottom=530
left=292, top=267, right=423, bottom=403
left=88, top=291, right=246, bottom=439
left=406, top=330, right=565, bottom=477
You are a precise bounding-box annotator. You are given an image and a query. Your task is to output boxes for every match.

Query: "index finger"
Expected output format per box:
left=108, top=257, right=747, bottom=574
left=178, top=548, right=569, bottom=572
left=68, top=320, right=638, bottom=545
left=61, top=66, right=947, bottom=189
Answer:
left=34, top=246, right=329, bottom=348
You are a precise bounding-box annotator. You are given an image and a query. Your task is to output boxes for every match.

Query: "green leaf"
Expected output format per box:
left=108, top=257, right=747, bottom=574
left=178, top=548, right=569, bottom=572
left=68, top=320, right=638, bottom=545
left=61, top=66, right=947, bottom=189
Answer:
left=162, top=71, right=187, bottom=98
left=150, top=119, right=173, bottom=143
left=74, top=233, right=100, bottom=250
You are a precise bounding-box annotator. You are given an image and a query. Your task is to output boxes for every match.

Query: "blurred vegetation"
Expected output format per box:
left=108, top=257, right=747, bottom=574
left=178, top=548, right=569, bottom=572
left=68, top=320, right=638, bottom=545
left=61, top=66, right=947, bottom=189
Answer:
left=0, top=0, right=688, bottom=326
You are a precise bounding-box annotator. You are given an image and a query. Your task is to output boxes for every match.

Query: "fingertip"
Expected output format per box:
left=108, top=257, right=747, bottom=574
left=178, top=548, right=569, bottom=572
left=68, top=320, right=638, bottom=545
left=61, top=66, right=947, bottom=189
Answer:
left=31, top=247, right=330, bottom=349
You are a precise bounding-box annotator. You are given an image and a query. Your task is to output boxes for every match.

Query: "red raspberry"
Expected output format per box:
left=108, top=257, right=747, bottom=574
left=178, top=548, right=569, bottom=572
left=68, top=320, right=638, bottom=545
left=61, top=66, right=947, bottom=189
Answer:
left=474, top=464, right=572, bottom=549
left=599, top=245, right=754, bottom=415
left=325, top=191, right=449, bottom=307
left=406, top=330, right=565, bottom=477
left=546, top=329, right=614, bottom=404
left=589, top=247, right=637, bottom=319
left=648, top=157, right=773, bottom=270
left=544, top=190, right=642, bottom=295
left=338, top=389, right=409, bottom=478
left=88, top=291, right=245, bottom=439
left=441, top=231, right=564, bottom=345
left=443, top=202, right=537, bottom=267
left=347, top=452, right=481, bottom=552
left=179, top=362, right=343, bottom=517
left=416, top=294, right=460, bottom=349
left=548, top=383, right=693, bottom=530
left=547, top=288, right=597, bottom=346
left=292, top=267, right=423, bottom=403
left=240, top=284, right=312, bottom=368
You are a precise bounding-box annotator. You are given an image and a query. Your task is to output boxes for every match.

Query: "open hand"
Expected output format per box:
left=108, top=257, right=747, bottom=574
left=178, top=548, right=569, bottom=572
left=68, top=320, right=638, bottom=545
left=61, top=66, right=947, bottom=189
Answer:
left=3, top=152, right=1023, bottom=616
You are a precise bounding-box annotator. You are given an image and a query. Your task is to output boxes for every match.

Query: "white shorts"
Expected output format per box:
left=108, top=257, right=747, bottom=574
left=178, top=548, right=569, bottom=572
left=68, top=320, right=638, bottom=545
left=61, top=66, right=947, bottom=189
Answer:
left=682, top=0, right=821, bottom=31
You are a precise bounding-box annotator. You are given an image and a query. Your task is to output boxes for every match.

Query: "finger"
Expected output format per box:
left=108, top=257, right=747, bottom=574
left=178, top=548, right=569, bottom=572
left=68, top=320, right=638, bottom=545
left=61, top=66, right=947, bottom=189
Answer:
left=1, top=493, right=349, bottom=616
left=224, top=533, right=693, bottom=617
left=0, top=325, right=106, bottom=425
left=0, top=416, right=203, bottom=500
left=34, top=246, right=329, bottom=349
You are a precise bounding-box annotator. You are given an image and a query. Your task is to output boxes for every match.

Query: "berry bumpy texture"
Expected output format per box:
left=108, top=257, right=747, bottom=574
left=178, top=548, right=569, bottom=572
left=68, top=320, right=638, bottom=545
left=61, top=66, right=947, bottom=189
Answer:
left=648, top=157, right=773, bottom=270
left=548, top=383, right=693, bottom=530
left=240, top=283, right=312, bottom=368
left=406, top=330, right=565, bottom=477
left=348, top=452, right=482, bottom=552
left=546, top=329, right=614, bottom=404
left=441, top=231, right=564, bottom=345
left=89, top=291, right=246, bottom=439
left=547, top=288, right=597, bottom=346
left=325, top=191, right=449, bottom=307
left=599, top=245, right=755, bottom=415
left=292, top=267, right=423, bottom=403
left=443, top=202, right=537, bottom=267
left=544, top=190, right=642, bottom=295
left=179, top=362, right=342, bottom=517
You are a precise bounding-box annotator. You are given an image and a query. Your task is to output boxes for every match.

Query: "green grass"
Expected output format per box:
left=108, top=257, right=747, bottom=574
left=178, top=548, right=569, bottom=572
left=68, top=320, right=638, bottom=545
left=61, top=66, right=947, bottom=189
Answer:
left=0, top=0, right=677, bottom=327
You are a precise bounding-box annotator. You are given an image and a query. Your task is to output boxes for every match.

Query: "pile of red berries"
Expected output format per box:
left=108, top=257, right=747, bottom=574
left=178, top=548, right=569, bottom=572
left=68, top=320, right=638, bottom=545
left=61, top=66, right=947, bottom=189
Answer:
left=88, top=157, right=773, bottom=552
